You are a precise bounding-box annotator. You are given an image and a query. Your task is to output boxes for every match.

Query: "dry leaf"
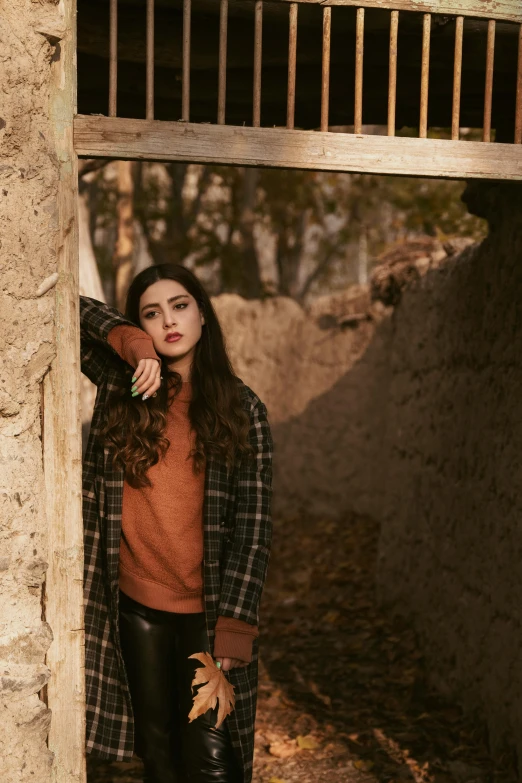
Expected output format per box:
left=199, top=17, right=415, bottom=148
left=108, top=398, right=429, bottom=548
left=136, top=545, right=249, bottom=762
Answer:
left=296, top=734, right=319, bottom=750
left=353, top=759, right=375, bottom=771
left=268, top=739, right=299, bottom=758
left=324, top=610, right=341, bottom=623
left=187, top=652, right=236, bottom=729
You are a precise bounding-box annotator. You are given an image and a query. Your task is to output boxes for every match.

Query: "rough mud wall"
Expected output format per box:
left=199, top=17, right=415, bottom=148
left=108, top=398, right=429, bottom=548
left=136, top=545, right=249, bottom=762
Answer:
left=212, top=291, right=389, bottom=521
left=376, top=182, right=522, bottom=764
left=0, top=2, right=65, bottom=781
left=218, top=184, right=522, bottom=764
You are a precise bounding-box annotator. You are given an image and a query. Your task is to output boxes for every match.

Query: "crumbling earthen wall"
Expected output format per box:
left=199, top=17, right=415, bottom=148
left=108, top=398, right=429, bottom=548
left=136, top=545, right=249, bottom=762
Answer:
left=221, top=183, right=522, bottom=765
left=213, top=291, right=390, bottom=521
left=376, top=183, right=522, bottom=763
left=0, top=2, right=65, bottom=780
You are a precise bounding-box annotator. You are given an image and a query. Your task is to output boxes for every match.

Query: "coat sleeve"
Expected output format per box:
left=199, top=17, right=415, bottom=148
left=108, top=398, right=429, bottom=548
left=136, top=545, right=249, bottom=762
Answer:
left=217, top=399, right=273, bottom=628
left=79, top=295, right=143, bottom=385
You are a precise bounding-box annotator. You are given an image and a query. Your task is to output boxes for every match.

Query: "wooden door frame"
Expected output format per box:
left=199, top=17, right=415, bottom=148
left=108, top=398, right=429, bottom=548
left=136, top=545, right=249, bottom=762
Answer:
left=45, top=1, right=85, bottom=782
left=75, top=115, right=522, bottom=180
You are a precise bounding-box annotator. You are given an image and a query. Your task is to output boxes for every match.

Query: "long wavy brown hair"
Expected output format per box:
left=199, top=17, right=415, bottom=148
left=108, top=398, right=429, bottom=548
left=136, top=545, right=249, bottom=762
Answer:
left=99, top=263, right=254, bottom=488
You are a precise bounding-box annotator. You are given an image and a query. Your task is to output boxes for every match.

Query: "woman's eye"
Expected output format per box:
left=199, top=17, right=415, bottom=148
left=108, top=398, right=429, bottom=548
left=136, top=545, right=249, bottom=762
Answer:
left=144, top=303, right=187, bottom=318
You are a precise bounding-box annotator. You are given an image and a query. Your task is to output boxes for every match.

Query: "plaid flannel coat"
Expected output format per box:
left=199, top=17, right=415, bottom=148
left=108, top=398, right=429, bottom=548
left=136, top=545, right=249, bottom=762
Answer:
left=80, top=295, right=273, bottom=783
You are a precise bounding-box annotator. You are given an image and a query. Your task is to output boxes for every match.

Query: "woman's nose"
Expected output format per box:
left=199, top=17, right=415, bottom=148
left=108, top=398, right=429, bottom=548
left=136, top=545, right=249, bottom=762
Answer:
left=163, top=312, right=177, bottom=327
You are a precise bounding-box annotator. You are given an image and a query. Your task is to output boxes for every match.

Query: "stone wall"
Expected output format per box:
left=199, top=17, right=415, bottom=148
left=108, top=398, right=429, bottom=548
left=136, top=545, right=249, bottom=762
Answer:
left=0, top=2, right=65, bottom=781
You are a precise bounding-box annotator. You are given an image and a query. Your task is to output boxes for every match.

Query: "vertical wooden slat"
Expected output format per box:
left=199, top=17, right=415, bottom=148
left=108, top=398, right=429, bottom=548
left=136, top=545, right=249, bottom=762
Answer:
left=515, top=23, right=522, bottom=143
left=354, top=7, right=364, bottom=134
left=46, top=0, right=86, bottom=780
left=287, top=3, right=298, bottom=129
left=483, top=19, right=495, bottom=142
left=182, top=0, right=191, bottom=122
left=253, top=0, right=263, bottom=127
left=109, top=0, right=118, bottom=117
left=218, top=0, right=228, bottom=124
left=419, top=13, right=431, bottom=138
left=388, top=10, right=398, bottom=136
left=321, top=7, right=331, bottom=132
left=146, top=0, right=154, bottom=120
left=452, top=16, right=464, bottom=140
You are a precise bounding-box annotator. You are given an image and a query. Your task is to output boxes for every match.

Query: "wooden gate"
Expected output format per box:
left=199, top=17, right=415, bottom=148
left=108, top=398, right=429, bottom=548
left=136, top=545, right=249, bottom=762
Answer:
left=75, top=0, right=522, bottom=179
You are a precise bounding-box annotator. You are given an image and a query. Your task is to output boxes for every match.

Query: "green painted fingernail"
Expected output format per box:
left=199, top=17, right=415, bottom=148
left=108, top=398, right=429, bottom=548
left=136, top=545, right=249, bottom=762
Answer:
left=131, top=391, right=139, bottom=397
left=216, top=661, right=222, bottom=669
left=131, top=384, right=137, bottom=391
left=132, top=376, right=136, bottom=382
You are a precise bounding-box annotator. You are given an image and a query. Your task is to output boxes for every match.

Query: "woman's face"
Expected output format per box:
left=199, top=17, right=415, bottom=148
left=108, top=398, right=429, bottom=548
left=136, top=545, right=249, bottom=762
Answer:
left=138, top=278, right=205, bottom=369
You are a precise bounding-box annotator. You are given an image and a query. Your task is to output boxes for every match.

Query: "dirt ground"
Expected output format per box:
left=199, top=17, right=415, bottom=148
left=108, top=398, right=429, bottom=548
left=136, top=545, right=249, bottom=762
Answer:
left=87, top=513, right=516, bottom=783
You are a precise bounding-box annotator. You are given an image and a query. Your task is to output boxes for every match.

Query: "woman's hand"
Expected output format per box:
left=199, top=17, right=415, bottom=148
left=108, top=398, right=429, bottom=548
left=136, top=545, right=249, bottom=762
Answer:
left=215, top=656, right=249, bottom=672
left=131, top=358, right=162, bottom=400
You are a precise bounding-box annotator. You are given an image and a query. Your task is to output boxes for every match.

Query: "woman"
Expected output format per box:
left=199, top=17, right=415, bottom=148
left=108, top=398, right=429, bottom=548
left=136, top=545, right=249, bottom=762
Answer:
left=80, top=263, right=273, bottom=783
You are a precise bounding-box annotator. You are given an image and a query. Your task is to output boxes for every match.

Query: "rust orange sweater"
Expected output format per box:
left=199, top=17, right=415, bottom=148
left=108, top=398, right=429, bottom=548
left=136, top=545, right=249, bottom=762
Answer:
left=107, top=324, right=259, bottom=663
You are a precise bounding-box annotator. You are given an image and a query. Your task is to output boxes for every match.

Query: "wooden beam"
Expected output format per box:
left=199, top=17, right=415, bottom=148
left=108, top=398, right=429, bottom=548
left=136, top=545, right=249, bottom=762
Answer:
left=253, top=0, right=263, bottom=127
left=109, top=0, right=117, bottom=117
left=321, top=6, right=331, bottom=132
left=354, top=7, right=364, bottom=134
left=516, top=23, right=522, bottom=143
left=452, top=16, right=464, bottom=140
left=74, top=115, right=522, bottom=180
left=483, top=19, right=495, bottom=142
left=287, top=3, right=298, bottom=129
left=183, top=0, right=191, bottom=121
left=419, top=13, right=430, bottom=138
left=218, top=0, right=228, bottom=124
left=146, top=0, right=154, bottom=119
left=388, top=10, right=398, bottom=137
left=47, top=1, right=85, bottom=782
left=260, top=0, right=522, bottom=25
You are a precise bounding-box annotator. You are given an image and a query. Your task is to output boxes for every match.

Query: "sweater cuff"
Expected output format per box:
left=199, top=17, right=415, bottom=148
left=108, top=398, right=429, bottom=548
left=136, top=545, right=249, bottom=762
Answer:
left=213, top=616, right=259, bottom=664
left=107, top=324, right=160, bottom=368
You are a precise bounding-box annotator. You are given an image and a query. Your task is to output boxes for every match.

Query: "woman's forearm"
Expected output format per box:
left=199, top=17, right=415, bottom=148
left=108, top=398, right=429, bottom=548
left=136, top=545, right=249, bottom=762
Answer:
left=107, top=324, right=160, bottom=368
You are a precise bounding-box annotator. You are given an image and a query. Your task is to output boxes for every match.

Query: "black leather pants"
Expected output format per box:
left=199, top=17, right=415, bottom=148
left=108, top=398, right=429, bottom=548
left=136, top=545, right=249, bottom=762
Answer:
left=118, top=590, right=243, bottom=783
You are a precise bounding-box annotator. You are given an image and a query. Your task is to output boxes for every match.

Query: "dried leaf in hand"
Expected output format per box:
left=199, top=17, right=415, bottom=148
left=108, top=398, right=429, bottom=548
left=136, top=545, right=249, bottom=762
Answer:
left=187, top=652, right=236, bottom=729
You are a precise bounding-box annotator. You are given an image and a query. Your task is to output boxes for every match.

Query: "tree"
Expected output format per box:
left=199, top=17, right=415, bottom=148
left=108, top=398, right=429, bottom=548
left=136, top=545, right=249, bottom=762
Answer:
left=84, top=161, right=487, bottom=305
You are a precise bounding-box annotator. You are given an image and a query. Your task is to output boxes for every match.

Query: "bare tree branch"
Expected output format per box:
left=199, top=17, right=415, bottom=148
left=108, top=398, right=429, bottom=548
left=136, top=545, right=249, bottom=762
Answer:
left=78, top=158, right=112, bottom=179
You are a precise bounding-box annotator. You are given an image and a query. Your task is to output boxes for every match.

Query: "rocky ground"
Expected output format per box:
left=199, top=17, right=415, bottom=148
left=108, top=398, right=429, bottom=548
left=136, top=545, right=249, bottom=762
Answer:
left=88, top=512, right=516, bottom=783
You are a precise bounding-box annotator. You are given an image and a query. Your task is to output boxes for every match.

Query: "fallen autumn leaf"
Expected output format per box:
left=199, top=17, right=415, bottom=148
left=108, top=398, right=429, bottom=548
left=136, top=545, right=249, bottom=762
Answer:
left=296, top=734, right=320, bottom=750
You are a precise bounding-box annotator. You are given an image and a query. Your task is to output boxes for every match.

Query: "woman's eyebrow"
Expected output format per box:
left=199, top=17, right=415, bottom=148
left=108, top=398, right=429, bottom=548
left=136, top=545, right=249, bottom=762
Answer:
left=140, top=295, right=189, bottom=313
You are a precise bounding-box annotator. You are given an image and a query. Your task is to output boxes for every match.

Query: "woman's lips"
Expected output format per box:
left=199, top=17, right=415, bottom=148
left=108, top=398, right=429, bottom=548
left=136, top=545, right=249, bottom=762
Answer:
left=166, top=334, right=182, bottom=343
